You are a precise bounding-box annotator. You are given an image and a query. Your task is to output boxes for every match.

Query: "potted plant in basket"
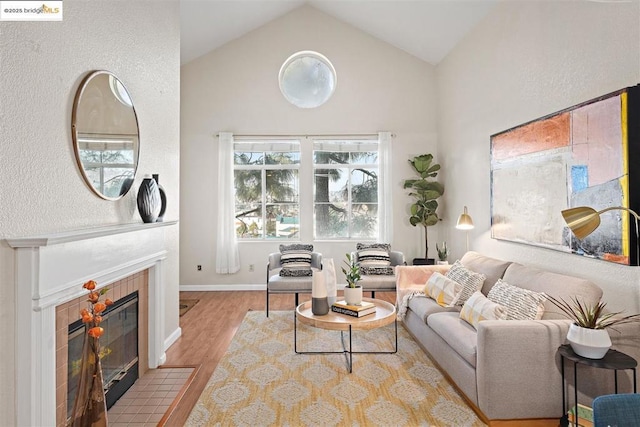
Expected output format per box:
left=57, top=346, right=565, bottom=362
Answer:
left=547, top=295, right=640, bottom=359
left=341, top=253, right=362, bottom=305
left=403, top=154, right=445, bottom=265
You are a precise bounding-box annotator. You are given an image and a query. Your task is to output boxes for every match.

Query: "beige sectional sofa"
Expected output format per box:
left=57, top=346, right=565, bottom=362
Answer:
left=397, top=251, right=640, bottom=422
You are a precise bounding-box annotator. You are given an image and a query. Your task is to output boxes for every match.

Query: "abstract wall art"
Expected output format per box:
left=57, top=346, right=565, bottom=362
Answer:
left=490, top=86, right=640, bottom=265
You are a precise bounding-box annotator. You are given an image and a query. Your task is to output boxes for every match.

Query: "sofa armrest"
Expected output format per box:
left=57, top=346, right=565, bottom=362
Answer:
left=396, top=265, right=451, bottom=306
left=475, top=319, right=571, bottom=419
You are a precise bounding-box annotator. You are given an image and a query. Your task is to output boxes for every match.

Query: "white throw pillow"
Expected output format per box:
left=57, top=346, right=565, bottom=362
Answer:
left=423, top=272, right=463, bottom=307
left=445, top=260, right=486, bottom=306
left=487, top=279, right=547, bottom=321
left=459, top=291, right=508, bottom=329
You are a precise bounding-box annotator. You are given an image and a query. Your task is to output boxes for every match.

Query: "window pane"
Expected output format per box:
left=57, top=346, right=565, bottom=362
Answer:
left=315, top=168, right=348, bottom=203
left=265, top=152, right=300, bottom=165
left=234, top=152, right=264, bottom=165
left=265, top=204, right=300, bottom=238
left=351, top=151, right=378, bottom=164
left=313, top=151, right=350, bottom=164
left=235, top=204, right=262, bottom=238
left=314, top=203, right=348, bottom=238
left=351, top=203, right=378, bottom=238
left=266, top=170, right=298, bottom=203
left=351, top=168, right=378, bottom=203
left=234, top=170, right=262, bottom=204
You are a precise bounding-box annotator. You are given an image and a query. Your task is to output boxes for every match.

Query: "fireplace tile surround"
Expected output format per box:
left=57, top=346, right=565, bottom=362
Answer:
left=7, top=221, right=178, bottom=426
left=56, top=271, right=149, bottom=426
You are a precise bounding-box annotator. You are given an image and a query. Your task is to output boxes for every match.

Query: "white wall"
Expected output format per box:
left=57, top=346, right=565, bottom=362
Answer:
left=436, top=0, right=640, bottom=312
left=180, top=5, right=438, bottom=287
left=0, top=0, right=180, bottom=422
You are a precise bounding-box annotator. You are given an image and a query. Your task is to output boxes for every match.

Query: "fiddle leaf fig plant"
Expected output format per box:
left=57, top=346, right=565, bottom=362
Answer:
left=403, top=154, right=445, bottom=260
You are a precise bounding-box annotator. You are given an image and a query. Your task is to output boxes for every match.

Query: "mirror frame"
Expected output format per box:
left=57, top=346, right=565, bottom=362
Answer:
left=71, top=70, right=140, bottom=200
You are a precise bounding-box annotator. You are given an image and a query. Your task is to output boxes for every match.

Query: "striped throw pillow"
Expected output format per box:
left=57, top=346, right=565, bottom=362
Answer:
left=424, top=272, right=463, bottom=307
left=445, top=260, right=486, bottom=306
left=460, top=291, right=508, bottom=329
left=279, top=244, right=313, bottom=274
left=487, top=279, right=547, bottom=321
left=356, top=243, right=391, bottom=266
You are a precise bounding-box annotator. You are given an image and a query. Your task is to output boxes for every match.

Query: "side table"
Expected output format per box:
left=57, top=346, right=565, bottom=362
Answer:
left=558, top=344, right=637, bottom=427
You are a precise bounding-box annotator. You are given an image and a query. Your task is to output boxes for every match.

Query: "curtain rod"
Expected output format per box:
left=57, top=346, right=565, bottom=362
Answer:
left=215, top=133, right=395, bottom=139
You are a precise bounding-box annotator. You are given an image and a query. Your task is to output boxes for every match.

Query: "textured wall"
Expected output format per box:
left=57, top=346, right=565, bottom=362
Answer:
left=180, top=5, right=438, bottom=287
left=0, top=0, right=180, bottom=422
left=436, top=0, right=640, bottom=312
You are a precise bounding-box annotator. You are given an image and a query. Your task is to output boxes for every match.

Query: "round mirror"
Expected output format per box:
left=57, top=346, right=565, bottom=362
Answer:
left=279, top=51, right=337, bottom=109
left=72, top=70, right=139, bottom=200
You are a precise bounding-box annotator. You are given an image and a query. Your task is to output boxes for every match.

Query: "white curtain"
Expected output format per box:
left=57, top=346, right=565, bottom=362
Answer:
left=378, top=131, right=393, bottom=244
left=216, top=132, right=241, bottom=274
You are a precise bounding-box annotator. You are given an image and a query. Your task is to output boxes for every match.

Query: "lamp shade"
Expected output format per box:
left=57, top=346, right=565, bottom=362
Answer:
left=456, top=206, right=474, bottom=230
left=561, top=206, right=601, bottom=239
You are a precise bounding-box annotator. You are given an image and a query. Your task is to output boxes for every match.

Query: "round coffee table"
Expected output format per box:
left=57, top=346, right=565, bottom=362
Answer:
left=294, top=298, right=397, bottom=373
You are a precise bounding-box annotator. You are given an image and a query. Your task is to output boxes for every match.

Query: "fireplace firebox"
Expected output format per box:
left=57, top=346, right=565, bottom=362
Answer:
left=67, top=291, right=139, bottom=415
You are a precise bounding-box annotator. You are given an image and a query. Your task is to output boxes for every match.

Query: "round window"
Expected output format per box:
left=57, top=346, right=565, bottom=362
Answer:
left=279, top=51, right=337, bottom=109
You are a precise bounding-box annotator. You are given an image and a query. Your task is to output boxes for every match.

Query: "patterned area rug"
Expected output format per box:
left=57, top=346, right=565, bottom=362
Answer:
left=187, top=311, right=485, bottom=426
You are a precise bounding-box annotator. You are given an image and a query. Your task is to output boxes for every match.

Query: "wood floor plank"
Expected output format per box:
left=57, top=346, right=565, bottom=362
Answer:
left=163, top=290, right=395, bottom=426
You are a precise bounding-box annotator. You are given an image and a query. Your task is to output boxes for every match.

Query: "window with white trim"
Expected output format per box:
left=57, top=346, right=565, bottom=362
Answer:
left=233, top=140, right=300, bottom=239
left=313, top=140, right=379, bottom=239
left=232, top=137, right=382, bottom=241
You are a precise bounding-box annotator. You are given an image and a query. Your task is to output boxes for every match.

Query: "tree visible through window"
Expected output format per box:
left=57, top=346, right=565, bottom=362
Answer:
left=233, top=141, right=300, bottom=239
left=313, top=140, right=379, bottom=239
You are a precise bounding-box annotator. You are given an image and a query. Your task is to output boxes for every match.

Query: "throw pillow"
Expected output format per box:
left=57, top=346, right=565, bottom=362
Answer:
left=487, top=279, right=547, bottom=321
left=279, top=268, right=313, bottom=277
left=423, top=272, right=463, bottom=307
left=360, top=266, right=395, bottom=276
left=445, top=260, right=486, bottom=306
left=459, top=291, right=508, bottom=329
left=356, top=243, right=391, bottom=267
left=279, top=244, right=313, bottom=275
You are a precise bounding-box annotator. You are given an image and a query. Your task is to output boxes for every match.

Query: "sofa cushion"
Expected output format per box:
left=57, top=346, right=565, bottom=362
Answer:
left=427, top=312, right=478, bottom=368
left=460, top=291, right=508, bottom=329
left=407, top=295, right=459, bottom=323
left=356, top=243, right=391, bottom=266
left=460, top=251, right=512, bottom=295
left=445, top=260, right=486, bottom=306
left=424, top=272, right=463, bottom=307
left=487, top=279, right=547, bottom=320
left=501, top=263, right=603, bottom=320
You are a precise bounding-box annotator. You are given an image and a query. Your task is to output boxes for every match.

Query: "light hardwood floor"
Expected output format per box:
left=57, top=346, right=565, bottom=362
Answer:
left=163, top=290, right=396, bottom=426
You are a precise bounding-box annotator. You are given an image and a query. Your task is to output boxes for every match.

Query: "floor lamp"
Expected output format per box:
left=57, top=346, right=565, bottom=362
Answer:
left=456, top=206, right=474, bottom=252
left=562, top=206, right=640, bottom=266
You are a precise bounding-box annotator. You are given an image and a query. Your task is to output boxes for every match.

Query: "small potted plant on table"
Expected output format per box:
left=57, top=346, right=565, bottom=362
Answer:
left=342, top=253, right=362, bottom=305
left=547, top=295, right=640, bottom=359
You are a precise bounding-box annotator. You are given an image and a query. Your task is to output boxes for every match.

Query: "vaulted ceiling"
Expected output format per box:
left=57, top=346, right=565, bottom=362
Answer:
left=180, top=0, right=498, bottom=65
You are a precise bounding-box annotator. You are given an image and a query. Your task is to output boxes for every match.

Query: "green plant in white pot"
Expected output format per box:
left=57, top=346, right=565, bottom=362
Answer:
left=403, top=154, right=444, bottom=265
left=341, top=253, right=362, bottom=305
left=547, top=295, right=640, bottom=359
left=436, top=242, right=449, bottom=265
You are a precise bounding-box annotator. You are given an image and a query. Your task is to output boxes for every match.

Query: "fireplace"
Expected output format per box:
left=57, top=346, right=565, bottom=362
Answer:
left=7, top=221, right=177, bottom=426
left=67, top=291, right=139, bottom=416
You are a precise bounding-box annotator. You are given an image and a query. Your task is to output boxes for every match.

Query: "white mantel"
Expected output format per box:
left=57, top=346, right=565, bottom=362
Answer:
left=7, top=221, right=177, bottom=427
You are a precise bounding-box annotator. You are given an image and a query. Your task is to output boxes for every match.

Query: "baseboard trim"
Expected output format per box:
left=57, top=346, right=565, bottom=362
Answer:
left=164, top=326, right=182, bottom=351
left=180, top=284, right=266, bottom=291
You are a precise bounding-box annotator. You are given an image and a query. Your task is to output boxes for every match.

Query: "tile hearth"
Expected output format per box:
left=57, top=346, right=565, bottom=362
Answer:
left=107, top=366, right=195, bottom=426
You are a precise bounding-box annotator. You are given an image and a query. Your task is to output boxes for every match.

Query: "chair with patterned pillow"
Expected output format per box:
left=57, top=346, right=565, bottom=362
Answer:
left=351, top=243, right=405, bottom=298
left=266, top=244, right=322, bottom=317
